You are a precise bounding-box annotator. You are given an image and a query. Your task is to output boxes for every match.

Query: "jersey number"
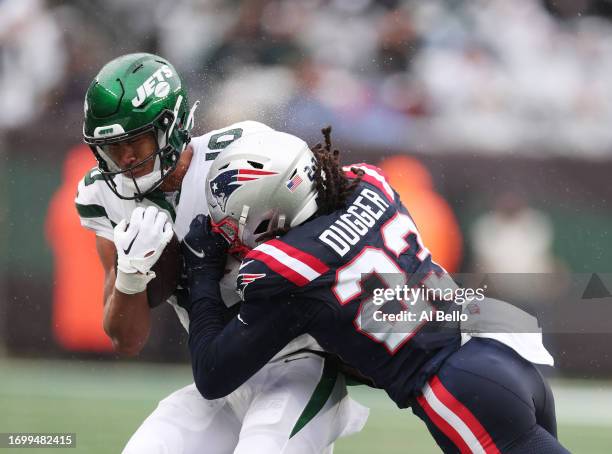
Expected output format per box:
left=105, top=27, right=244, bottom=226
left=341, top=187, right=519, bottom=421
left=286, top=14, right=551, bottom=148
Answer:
left=206, top=128, right=243, bottom=160
left=332, top=213, right=435, bottom=354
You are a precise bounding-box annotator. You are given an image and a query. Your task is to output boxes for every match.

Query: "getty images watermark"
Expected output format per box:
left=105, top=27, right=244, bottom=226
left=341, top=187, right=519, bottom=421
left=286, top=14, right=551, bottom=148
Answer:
left=370, top=283, right=487, bottom=323
left=358, top=273, right=612, bottom=336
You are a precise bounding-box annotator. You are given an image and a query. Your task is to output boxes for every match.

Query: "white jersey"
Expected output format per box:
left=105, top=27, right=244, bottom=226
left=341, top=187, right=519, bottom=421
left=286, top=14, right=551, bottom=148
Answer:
left=75, top=120, right=319, bottom=353
left=75, top=120, right=369, bottom=454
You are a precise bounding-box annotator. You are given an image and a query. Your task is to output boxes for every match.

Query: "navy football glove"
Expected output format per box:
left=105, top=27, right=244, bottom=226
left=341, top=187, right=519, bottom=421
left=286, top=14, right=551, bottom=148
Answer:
left=182, top=214, right=229, bottom=282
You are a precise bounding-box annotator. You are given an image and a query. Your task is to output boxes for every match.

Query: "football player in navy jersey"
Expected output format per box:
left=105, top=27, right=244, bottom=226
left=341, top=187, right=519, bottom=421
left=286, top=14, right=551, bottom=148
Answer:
left=184, top=127, right=570, bottom=453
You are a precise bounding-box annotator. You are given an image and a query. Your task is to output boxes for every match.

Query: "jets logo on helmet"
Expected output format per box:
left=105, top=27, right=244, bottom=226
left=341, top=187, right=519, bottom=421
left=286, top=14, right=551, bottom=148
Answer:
left=209, top=169, right=278, bottom=211
left=131, top=65, right=174, bottom=108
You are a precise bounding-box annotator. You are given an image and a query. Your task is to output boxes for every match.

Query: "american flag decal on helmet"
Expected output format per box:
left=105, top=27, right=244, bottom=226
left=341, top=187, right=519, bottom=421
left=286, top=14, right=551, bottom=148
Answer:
left=210, top=168, right=278, bottom=211
left=237, top=273, right=266, bottom=300
left=286, top=174, right=303, bottom=192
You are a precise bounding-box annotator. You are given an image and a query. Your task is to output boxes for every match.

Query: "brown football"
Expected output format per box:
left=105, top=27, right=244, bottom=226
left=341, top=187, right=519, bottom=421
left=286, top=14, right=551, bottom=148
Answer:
left=147, top=234, right=182, bottom=308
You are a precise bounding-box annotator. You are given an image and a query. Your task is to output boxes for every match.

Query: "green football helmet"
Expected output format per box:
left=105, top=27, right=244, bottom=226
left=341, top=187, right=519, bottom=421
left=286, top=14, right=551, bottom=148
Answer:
left=83, top=53, right=198, bottom=200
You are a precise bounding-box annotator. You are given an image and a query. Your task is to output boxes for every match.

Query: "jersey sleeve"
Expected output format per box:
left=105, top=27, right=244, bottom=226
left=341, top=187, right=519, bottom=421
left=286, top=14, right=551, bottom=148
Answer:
left=74, top=168, right=115, bottom=241
left=188, top=265, right=309, bottom=400
left=188, top=236, right=329, bottom=399
left=237, top=238, right=330, bottom=302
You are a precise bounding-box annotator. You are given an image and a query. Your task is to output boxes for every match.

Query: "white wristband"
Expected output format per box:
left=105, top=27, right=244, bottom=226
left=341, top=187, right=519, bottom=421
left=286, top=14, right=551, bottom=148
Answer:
left=115, top=269, right=156, bottom=295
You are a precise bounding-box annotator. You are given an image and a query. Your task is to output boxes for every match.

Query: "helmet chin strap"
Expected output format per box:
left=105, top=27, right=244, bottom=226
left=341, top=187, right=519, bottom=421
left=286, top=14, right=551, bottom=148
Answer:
left=165, top=96, right=199, bottom=153
left=185, top=100, right=200, bottom=132
left=170, top=99, right=199, bottom=153
left=238, top=205, right=250, bottom=243
left=167, top=95, right=184, bottom=139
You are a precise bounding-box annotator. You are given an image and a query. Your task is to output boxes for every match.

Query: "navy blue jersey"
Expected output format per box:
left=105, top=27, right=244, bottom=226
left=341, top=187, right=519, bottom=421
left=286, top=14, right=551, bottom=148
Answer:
left=187, top=164, right=566, bottom=451
left=187, top=164, right=461, bottom=405
left=234, top=165, right=461, bottom=406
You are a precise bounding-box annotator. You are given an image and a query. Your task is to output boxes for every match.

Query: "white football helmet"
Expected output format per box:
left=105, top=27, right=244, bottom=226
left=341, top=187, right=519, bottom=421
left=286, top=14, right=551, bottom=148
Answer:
left=205, top=130, right=318, bottom=256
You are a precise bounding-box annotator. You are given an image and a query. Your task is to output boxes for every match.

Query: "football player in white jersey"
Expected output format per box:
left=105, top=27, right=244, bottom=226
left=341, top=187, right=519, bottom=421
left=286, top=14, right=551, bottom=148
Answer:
left=75, top=53, right=368, bottom=454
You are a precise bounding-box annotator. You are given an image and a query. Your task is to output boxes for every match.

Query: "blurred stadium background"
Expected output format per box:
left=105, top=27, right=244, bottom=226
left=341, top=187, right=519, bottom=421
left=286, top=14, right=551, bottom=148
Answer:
left=1, top=0, right=612, bottom=452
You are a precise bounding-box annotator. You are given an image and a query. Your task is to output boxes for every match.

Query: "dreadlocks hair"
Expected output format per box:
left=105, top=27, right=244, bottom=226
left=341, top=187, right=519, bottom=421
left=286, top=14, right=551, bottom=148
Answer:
left=311, top=126, right=363, bottom=216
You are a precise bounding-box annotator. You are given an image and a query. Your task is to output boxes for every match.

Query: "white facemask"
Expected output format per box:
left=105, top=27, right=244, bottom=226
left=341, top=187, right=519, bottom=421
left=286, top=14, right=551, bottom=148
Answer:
left=117, top=155, right=162, bottom=198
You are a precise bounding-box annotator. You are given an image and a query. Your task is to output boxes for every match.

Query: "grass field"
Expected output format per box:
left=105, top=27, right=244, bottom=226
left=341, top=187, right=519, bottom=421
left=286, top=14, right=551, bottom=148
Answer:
left=1, top=358, right=611, bottom=453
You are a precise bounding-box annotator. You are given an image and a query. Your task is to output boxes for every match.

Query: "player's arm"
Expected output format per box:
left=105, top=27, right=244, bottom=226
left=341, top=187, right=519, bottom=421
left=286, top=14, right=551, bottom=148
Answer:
left=98, top=206, right=173, bottom=356
left=183, top=215, right=309, bottom=399
left=95, top=235, right=151, bottom=356
left=189, top=291, right=305, bottom=400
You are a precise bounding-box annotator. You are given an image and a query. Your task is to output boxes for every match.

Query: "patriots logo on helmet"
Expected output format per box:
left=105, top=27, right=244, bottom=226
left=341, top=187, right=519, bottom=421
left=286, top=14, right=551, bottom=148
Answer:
left=210, top=169, right=278, bottom=211
left=237, top=273, right=266, bottom=300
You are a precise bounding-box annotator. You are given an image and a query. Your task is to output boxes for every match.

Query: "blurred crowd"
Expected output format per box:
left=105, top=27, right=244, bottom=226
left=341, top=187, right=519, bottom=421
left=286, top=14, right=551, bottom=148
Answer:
left=3, top=0, right=612, bottom=155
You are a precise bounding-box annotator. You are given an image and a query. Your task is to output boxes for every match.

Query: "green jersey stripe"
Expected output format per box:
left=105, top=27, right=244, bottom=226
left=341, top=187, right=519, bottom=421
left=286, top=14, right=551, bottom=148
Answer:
left=75, top=203, right=108, bottom=219
left=290, top=357, right=338, bottom=438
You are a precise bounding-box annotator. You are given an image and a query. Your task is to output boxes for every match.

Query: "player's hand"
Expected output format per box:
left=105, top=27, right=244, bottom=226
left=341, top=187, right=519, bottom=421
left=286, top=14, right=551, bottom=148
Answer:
left=182, top=214, right=229, bottom=282
left=113, top=206, right=173, bottom=294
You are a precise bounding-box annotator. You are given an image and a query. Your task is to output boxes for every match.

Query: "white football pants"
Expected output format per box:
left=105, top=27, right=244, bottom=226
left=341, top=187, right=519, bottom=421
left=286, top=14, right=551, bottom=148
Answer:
left=122, top=353, right=369, bottom=454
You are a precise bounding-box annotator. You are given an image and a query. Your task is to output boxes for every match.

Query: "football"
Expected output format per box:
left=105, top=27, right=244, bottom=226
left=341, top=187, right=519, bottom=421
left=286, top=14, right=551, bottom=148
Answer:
left=146, top=233, right=182, bottom=308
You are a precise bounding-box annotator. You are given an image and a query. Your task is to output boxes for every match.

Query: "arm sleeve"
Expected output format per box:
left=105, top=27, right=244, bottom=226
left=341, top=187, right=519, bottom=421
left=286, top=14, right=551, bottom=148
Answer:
left=78, top=216, right=114, bottom=241
left=188, top=271, right=309, bottom=400
left=75, top=176, right=115, bottom=240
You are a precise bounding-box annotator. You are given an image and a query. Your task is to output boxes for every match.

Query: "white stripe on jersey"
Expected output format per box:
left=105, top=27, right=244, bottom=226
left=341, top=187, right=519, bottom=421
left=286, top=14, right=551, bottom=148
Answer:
left=256, top=243, right=323, bottom=282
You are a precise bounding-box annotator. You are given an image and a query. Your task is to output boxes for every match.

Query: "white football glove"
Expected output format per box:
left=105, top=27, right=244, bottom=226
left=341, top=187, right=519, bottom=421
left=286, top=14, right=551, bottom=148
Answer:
left=113, top=206, right=174, bottom=294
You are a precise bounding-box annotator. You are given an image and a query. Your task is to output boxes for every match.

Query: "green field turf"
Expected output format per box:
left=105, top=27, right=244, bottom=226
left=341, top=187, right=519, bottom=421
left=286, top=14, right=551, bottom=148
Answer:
left=1, top=358, right=610, bottom=453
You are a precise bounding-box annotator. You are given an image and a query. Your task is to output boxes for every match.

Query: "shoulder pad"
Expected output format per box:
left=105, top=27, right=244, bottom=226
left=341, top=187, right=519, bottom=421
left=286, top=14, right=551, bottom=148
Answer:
left=75, top=167, right=115, bottom=238
left=75, top=167, right=108, bottom=217
left=192, top=121, right=275, bottom=161
left=344, top=163, right=396, bottom=203
left=216, top=120, right=274, bottom=136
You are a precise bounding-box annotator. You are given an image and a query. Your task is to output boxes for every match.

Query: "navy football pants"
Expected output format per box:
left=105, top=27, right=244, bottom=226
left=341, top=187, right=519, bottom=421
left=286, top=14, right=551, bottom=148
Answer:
left=411, top=338, right=570, bottom=453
